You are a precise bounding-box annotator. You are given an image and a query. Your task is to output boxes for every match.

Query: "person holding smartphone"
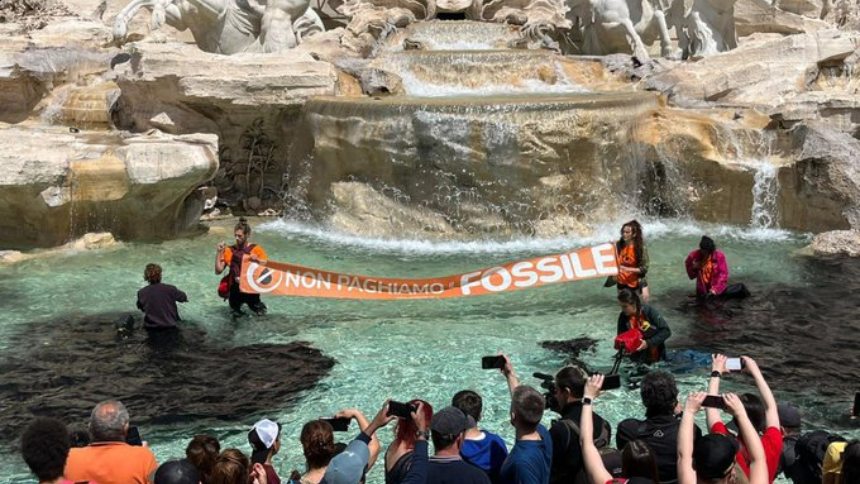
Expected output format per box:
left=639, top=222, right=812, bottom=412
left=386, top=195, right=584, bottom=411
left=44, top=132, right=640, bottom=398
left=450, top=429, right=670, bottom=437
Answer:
left=678, top=392, right=769, bottom=484
left=385, top=399, right=434, bottom=484
left=580, top=375, right=660, bottom=484
left=707, top=354, right=783, bottom=482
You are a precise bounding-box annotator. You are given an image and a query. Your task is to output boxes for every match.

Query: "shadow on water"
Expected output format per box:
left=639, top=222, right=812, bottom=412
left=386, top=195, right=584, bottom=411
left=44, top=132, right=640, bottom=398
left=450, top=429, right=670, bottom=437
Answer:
left=0, top=313, right=335, bottom=444
left=670, top=257, right=860, bottom=426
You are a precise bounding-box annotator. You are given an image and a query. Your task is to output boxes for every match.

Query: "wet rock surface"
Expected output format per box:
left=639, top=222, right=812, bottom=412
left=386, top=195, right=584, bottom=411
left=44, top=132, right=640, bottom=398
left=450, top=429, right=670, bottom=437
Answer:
left=0, top=312, right=335, bottom=442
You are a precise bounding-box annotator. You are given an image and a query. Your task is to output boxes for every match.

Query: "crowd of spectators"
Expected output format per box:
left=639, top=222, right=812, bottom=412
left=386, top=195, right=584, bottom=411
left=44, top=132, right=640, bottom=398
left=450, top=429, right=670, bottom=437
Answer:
left=19, top=354, right=858, bottom=484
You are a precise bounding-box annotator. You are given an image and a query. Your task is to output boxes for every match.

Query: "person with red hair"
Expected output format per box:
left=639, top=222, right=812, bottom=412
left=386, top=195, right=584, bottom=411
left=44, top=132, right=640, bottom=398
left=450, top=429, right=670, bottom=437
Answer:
left=385, top=399, right=434, bottom=484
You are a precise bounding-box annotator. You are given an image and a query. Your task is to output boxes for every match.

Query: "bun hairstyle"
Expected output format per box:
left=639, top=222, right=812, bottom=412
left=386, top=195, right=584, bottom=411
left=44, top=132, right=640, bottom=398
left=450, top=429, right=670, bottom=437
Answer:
left=144, top=263, right=162, bottom=284
left=300, top=420, right=336, bottom=470
left=234, top=217, right=252, bottom=235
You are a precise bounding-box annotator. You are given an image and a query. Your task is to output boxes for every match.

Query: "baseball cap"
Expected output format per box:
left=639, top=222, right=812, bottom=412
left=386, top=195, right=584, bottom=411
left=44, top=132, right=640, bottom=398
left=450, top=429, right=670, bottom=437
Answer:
left=322, top=439, right=370, bottom=484
left=430, top=406, right=469, bottom=436
left=248, top=418, right=280, bottom=465
left=693, top=434, right=738, bottom=479
left=778, top=402, right=802, bottom=428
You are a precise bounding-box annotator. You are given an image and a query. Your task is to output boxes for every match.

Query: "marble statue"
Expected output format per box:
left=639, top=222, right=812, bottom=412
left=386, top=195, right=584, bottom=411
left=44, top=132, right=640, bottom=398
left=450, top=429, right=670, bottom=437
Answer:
left=113, top=0, right=325, bottom=54
left=667, top=0, right=737, bottom=58
left=567, top=0, right=676, bottom=60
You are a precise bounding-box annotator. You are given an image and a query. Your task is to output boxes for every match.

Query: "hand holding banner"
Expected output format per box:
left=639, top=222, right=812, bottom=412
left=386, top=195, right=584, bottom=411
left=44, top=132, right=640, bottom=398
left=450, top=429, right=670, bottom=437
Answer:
left=239, top=243, right=618, bottom=300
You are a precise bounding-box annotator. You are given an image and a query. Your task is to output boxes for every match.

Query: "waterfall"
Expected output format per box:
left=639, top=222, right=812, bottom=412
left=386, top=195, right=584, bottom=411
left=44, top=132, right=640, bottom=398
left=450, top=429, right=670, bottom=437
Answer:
left=748, top=160, right=779, bottom=229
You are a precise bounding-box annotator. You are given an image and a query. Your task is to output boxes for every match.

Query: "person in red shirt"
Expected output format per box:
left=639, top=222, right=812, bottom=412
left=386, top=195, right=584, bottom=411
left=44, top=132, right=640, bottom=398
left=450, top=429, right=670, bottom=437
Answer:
left=706, top=355, right=783, bottom=483
left=215, top=217, right=269, bottom=316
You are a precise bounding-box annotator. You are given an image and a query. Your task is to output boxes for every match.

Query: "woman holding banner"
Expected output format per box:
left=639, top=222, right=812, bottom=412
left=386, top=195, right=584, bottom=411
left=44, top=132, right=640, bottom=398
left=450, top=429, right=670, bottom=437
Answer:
left=216, top=217, right=268, bottom=316
left=612, top=220, right=650, bottom=302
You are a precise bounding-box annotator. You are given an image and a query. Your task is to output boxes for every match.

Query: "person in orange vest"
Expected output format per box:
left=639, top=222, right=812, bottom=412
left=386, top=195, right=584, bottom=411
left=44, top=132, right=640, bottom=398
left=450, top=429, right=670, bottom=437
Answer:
left=616, top=288, right=671, bottom=364
left=216, top=217, right=268, bottom=316
left=612, top=220, right=651, bottom=302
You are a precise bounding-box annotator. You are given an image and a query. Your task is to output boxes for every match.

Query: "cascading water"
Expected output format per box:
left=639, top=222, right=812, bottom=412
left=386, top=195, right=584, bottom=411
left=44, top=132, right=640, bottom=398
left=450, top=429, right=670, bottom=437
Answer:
left=748, top=160, right=780, bottom=228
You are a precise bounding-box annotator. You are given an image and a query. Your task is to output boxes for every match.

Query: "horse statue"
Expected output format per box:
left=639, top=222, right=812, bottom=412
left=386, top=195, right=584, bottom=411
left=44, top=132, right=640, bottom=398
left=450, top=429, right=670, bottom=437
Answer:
left=113, top=0, right=325, bottom=54
left=567, top=0, right=676, bottom=60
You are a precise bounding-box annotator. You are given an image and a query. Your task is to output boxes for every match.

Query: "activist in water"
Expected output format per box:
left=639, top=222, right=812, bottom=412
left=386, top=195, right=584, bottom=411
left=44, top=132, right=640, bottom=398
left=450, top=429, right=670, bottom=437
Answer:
left=613, top=220, right=650, bottom=303
left=615, top=288, right=671, bottom=364
left=215, top=217, right=269, bottom=316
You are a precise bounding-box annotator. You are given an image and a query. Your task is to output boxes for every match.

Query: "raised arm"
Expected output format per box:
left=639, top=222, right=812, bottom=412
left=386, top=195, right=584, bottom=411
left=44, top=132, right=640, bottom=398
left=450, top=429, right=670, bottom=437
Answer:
left=724, top=393, right=768, bottom=484
left=337, top=408, right=381, bottom=470
left=707, top=354, right=727, bottom=430
left=742, top=356, right=779, bottom=429
left=215, top=242, right=227, bottom=274
left=684, top=250, right=699, bottom=280
left=501, top=354, right=520, bottom=395
left=678, top=392, right=706, bottom=484
left=581, top=375, right=613, bottom=484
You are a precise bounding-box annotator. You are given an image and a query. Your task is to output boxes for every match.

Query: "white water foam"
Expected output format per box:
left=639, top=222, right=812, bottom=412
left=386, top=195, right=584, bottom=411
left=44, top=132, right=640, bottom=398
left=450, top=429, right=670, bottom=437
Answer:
left=735, top=159, right=780, bottom=229
left=398, top=70, right=589, bottom=97
left=259, top=217, right=801, bottom=255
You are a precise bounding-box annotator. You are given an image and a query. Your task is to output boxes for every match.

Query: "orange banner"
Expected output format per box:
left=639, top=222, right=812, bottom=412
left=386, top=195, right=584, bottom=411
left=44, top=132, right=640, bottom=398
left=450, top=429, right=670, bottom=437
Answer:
left=239, top=243, right=618, bottom=300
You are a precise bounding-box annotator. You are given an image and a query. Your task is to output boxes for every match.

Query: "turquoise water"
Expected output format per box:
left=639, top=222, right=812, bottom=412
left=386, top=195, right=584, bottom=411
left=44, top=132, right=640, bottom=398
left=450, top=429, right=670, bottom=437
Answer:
left=1, top=217, right=857, bottom=482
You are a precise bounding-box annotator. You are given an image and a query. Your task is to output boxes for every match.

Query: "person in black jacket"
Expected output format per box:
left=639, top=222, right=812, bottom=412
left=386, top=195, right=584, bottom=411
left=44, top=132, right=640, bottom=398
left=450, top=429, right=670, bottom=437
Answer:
left=137, top=263, right=187, bottom=330
left=547, top=366, right=613, bottom=484
left=616, top=371, right=701, bottom=484
left=616, top=289, right=671, bottom=364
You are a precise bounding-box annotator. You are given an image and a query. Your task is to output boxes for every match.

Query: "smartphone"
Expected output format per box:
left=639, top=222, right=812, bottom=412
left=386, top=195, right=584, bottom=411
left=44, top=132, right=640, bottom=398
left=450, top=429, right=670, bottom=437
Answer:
left=603, top=374, right=622, bottom=390
left=726, top=358, right=745, bottom=372
left=701, top=395, right=726, bottom=409
left=126, top=426, right=143, bottom=446
left=387, top=401, right=416, bottom=418
left=481, top=355, right=506, bottom=370
left=853, top=392, right=859, bottom=418
left=322, top=417, right=351, bottom=432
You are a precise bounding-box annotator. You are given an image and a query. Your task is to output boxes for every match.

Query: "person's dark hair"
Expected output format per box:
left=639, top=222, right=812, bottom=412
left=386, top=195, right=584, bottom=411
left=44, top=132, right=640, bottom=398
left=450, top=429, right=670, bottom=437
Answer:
left=555, top=366, right=588, bottom=399
left=89, top=400, right=129, bottom=442
left=301, top=420, right=337, bottom=470
left=640, top=371, right=678, bottom=418
left=21, top=418, right=70, bottom=482
left=394, top=399, right=433, bottom=449
left=144, top=263, right=162, bottom=284
left=617, top=220, right=645, bottom=266
left=699, top=236, right=716, bottom=254
left=511, top=386, right=545, bottom=429
left=452, top=390, right=482, bottom=423
left=186, top=434, right=220, bottom=482
left=68, top=428, right=90, bottom=448
left=431, top=429, right=461, bottom=451
left=155, top=459, right=200, bottom=484
left=738, top=393, right=765, bottom=433
left=842, top=440, right=860, bottom=484
left=209, top=448, right=250, bottom=484
left=235, top=217, right=252, bottom=236
left=621, top=440, right=660, bottom=482
left=618, top=288, right=642, bottom=314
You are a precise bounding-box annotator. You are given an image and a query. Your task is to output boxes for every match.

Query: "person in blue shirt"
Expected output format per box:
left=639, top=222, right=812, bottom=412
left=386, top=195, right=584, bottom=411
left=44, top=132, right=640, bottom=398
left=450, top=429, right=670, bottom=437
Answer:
left=452, top=390, right=509, bottom=483
left=497, top=355, right=553, bottom=484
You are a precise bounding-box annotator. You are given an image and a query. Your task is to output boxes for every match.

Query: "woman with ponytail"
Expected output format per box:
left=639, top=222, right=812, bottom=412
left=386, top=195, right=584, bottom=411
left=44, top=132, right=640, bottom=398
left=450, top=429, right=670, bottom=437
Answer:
left=215, top=217, right=269, bottom=316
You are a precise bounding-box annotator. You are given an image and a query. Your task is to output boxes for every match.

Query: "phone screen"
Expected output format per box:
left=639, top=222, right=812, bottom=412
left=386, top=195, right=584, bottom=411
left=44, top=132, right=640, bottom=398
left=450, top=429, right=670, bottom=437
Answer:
left=726, top=358, right=744, bottom=371
left=481, top=355, right=505, bottom=370
left=322, top=417, right=351, bottom=432
left=126, top=426, right=143, bottom=446
left=701, top=395, right=726, bottom=409
left=853, top=392, right=859, bottom=418
left=387, top=401, right=415, bottom=418
left=603, top=374, right=622, bottom=390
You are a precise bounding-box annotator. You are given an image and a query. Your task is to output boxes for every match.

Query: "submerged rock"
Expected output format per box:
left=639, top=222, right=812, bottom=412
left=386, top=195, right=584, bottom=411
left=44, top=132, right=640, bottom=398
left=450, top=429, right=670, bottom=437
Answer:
left=540, top=337, right=599, bottom=369
left=0, top=312, right=335, bottom=440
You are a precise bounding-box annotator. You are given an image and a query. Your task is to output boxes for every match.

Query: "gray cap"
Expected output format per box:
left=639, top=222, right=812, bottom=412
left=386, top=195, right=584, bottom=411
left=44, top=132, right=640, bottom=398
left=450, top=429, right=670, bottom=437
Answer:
left=430, top=406, right=469, bottom=436
left=778, top=403, right=802, bottom=428
left=322, top=438, right=370, bottom=484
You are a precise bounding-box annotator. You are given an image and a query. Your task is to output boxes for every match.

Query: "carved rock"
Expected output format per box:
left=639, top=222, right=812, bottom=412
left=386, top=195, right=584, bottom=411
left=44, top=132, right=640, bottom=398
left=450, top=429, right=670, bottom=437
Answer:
left=0, top=125, right=219, bottom=249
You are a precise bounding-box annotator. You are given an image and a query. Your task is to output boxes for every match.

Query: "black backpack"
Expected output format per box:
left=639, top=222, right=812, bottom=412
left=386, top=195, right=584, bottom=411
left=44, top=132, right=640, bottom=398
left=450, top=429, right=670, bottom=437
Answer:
left=792, top=430, right=845, bottom=484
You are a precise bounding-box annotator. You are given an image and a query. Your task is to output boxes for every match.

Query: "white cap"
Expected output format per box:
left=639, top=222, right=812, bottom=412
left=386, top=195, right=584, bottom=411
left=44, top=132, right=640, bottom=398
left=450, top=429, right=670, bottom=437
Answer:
left=252, top=419, right=279, bottom=448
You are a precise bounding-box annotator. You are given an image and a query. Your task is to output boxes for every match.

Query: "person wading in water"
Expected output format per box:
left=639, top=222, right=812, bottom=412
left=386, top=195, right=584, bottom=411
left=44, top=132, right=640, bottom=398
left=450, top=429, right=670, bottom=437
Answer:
left=216, top=217, right=269, bottom=316
left=614, top=220, right=651, bottom=303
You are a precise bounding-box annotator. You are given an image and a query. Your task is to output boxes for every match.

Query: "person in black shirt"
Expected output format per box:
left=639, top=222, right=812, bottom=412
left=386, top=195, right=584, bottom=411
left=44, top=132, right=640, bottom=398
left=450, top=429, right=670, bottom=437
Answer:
left=547, top=366, right=613, bottom=484
left=616, top=370, right=701, bottom=484
left=136, top=263, right=188, bottom=329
